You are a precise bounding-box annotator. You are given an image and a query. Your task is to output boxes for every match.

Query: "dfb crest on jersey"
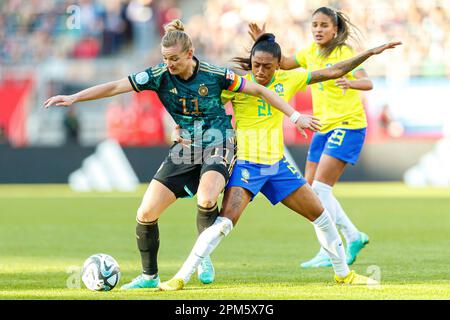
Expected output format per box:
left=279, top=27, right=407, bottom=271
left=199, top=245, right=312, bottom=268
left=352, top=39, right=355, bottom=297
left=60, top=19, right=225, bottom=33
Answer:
left=198, top=84, right=209, bottom=96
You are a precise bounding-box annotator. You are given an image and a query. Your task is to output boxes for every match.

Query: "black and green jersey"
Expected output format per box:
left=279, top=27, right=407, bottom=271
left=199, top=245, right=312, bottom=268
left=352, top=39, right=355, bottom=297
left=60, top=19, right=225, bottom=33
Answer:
left=128, top=57, right=246, bottom=148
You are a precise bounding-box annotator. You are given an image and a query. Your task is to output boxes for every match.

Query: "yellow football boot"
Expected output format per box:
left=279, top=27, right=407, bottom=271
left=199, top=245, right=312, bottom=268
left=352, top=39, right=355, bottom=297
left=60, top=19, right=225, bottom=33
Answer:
left=158, top=278, right=185, bottom=291
left=335, top=270, right=379, bottom=286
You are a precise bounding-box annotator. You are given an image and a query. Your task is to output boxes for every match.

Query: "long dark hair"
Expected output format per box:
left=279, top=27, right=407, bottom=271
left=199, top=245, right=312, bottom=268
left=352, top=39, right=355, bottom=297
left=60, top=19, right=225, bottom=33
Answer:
left=232, top=33, right=282, bottom=71
left=313, top=7, right=362, bottom=58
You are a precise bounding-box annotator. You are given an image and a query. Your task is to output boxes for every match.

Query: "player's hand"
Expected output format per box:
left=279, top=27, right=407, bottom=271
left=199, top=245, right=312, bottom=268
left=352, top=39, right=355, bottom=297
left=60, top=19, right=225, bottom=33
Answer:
left=171, top=125, right=192, bottom=146
left=369, top=41, right=402, bottom=55
left=335, top=77, right=351, bottom=93
left=248, top=22, right=266, bottom=41
left=44, top=95, right=76, bottom=108
left=295, top=115, right=321, bottom=139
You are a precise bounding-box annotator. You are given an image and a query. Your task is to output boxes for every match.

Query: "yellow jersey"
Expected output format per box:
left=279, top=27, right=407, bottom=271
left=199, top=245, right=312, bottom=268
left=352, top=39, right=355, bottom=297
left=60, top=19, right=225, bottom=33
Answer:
left=295, top=43, right=367, bottom=133
left=222, top=69, right=310, bottom=164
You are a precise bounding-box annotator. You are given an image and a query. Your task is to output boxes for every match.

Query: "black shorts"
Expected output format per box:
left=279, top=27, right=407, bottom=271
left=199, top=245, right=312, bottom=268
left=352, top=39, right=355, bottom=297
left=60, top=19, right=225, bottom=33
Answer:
left=153, top=140, right=237, bottom=198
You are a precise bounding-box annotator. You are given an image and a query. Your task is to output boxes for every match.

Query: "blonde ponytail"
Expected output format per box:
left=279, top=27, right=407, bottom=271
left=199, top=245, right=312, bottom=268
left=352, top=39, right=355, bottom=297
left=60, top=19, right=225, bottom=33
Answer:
left=162, top=19, right=193, bottom=52
left=164, top=19, right=185, bottom=33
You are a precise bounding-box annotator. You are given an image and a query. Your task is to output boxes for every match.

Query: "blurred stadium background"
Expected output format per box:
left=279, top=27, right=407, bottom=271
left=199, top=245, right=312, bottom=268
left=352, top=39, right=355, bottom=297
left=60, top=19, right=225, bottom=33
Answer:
left=1, top=0, right=449, bottom=186
left=1, top=0, right=450, bottom=300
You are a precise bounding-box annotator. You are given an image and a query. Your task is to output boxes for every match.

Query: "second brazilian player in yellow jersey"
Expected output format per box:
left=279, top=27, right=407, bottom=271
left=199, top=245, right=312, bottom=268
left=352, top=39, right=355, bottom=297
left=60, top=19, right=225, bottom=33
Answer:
left=222, top=69, right=311, bottom=164
left=295, top=42, right=367, bottom=133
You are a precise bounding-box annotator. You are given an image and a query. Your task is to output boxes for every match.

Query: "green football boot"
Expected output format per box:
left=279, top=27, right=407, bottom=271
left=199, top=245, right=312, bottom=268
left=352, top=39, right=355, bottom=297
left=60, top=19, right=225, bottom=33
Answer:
left=197, top=255, right=215, bottom=284
left=120, top=274, right=160, bottom=290
left=300, top=250, right=332, bottom=268
left=346, top=232, right=370, bottom=265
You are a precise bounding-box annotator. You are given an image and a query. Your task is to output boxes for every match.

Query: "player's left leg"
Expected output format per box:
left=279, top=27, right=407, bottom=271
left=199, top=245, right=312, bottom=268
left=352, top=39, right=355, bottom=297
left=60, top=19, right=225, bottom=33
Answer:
left=195, top=170, right=226, bottom=284
left=196, top=171, right=225, bottom=232
left=196, top=141, right=237, bottom=233
left=260, top=159, right=350, bottom=279
left=313, top=128, right=369, bottom=265
left=281, top=184, right=374, bottom=285
left=194, top=142, right=237, bottom=284
left=281, top=184, right=349, bottom=278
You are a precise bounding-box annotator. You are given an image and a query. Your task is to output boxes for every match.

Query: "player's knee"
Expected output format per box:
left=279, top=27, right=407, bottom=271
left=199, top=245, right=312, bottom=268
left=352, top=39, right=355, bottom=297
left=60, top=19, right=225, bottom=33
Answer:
left=136, top=206, right=159, bottom=223
left=197, top=194, right=217, bottom=210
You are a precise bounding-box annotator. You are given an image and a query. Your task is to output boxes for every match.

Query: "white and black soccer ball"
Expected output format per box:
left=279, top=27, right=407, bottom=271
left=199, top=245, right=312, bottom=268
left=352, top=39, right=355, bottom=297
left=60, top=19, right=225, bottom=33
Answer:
left=81, top=254, right=121, bottom=291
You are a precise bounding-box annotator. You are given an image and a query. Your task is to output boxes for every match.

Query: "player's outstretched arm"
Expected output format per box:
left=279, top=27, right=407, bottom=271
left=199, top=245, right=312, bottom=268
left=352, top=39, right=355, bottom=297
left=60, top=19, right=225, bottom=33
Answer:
left=309, top=42, right=401, bottom=85
left=248, top=22, right=299, bottom=70
left=241, top=80, right=321, bottom=138
left=43, top=77, right=133, bottom=108
left=335, top=69, right=373, bottom=92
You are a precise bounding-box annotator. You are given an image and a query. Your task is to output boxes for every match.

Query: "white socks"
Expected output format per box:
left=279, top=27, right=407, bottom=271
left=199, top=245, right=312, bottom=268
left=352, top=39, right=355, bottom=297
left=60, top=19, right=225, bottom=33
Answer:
left=311, top=180, right=359, bottom=243
left=311, top=180, right=337, bottom=222
left=173, top=208, right=351, bottom=282
left=174, top=216, right=233, bottom=284
left=312, top=210, right=350, bottom=278
left=333, top=197, right=360, bottom=243
left=142, top=274, right=158, bottom=280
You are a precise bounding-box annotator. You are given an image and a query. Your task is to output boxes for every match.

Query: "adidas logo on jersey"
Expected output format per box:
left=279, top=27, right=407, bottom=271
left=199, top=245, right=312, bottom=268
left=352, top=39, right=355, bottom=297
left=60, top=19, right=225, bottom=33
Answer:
left=170, top=88, right=178, bottom=94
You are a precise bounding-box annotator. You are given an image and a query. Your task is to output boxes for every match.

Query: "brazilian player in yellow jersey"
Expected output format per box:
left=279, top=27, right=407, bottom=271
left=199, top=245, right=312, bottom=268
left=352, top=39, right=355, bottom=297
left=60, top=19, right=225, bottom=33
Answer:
left=222, top=68, right=311, bottom=164
left=249, top=7, right=378, bottom=269
left=159, top=33, right=400, bottom=290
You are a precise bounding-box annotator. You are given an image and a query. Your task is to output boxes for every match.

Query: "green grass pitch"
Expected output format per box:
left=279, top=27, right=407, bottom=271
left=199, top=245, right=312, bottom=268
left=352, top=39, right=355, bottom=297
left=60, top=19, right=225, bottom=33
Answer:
left=0, top=183, right=449, bottom=300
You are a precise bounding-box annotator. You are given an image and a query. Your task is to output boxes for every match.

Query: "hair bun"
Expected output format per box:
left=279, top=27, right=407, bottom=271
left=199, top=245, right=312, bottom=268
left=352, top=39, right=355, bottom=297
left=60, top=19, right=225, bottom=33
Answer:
left=267, top=34, right=276, bottom=43
left=164, top=19, right=185, bottom=33
left=255, top=33, right=276, bottom=45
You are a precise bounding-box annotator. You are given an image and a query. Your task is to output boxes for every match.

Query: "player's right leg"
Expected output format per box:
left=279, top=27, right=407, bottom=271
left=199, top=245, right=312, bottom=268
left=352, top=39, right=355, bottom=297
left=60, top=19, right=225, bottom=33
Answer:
left=122, top=148, right=200, bottom=290
left=120, top=179, right=177, bottom=289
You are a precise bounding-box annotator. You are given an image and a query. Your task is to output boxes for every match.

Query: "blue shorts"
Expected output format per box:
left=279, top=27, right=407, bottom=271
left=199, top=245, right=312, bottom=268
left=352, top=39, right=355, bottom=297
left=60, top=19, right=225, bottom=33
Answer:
left=226, top=157, right=308, bottom=205
left=307, top=128, right=366, bottom=165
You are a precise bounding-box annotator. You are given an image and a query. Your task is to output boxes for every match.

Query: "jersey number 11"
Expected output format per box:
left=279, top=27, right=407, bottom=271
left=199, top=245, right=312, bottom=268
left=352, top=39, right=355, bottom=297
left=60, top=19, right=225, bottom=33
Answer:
left=179, top=98, right=201, bottom=115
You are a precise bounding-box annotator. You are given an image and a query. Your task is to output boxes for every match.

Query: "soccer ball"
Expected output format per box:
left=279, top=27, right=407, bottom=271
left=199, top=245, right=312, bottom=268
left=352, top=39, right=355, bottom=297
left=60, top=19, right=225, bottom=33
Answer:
left=81, top=253, right=121, bottom=291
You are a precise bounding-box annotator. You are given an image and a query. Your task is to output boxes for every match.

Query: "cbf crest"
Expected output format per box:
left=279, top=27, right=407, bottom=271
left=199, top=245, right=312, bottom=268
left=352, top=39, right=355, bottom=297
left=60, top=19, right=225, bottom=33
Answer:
left=198, top=84, right=209, bottom=96
left=274, top=83, right=284, bottom=94
left=241, top=169, right=250, bottom=183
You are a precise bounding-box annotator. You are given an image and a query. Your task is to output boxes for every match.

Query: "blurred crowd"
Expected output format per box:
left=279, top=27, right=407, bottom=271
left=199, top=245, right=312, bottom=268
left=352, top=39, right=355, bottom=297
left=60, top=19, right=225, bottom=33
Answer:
left=0, top=0, right=181, bottom=65
left=1, top=0, right=449, bottom=147
left=1, top=0, right=449, bottom=76
left=187, top=0, right=450, bottom=77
